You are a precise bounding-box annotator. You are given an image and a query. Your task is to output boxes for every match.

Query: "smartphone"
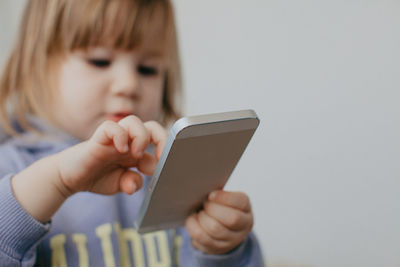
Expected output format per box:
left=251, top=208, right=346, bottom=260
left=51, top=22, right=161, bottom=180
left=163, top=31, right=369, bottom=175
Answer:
left=134, top=109, right=260, bottom=233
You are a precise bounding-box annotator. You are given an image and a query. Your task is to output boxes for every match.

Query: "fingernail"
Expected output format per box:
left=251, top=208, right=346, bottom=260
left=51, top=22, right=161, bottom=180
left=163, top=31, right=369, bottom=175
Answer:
left=122, top=145, right=129, bottom=153
left=136, top=151, right=143, bottom=158
left=209, top=191, right=217, bottom=200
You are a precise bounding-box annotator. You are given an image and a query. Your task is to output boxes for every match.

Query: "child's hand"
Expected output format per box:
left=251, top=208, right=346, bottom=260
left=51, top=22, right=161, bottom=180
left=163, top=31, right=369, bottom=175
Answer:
left=55, top=116, right=167, bottom=196
left=185, top=190, right=254, bottom=255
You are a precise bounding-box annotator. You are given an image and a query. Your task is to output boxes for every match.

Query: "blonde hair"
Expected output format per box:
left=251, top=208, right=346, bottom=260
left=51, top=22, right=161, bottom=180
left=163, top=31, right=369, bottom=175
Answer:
left=0, top=0, right=182, bottom=136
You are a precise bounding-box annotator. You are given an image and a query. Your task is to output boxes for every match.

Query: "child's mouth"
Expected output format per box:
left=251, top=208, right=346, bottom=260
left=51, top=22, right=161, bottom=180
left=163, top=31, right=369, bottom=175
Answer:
left=106, top=113, right=132, bottom=122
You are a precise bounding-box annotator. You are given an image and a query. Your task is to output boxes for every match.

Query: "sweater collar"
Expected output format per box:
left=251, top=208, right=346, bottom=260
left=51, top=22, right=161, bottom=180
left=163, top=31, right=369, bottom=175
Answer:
left=5, top=115, right=81, bottom=150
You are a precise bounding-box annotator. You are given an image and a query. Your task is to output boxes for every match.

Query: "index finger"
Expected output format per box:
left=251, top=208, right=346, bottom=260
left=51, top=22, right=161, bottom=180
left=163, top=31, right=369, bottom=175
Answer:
left=143, top=121, right=168, bottom=160
left=118, top=115, right=150, bottom=158
left=208, top=190, right=252, bottom=213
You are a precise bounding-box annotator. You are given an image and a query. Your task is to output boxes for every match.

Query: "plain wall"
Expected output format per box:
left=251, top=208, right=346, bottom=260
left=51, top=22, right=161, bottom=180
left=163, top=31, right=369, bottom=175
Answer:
left=1, top=1, right=399, bottom=266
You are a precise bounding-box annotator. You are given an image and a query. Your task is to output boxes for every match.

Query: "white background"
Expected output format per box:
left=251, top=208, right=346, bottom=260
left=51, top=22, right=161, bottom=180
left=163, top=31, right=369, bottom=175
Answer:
left=1, top=1, right=400, bottom=266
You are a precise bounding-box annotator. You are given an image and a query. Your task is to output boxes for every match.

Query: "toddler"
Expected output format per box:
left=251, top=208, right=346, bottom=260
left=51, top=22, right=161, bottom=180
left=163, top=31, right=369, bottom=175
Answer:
left=0, top=0, right=264, bottom=266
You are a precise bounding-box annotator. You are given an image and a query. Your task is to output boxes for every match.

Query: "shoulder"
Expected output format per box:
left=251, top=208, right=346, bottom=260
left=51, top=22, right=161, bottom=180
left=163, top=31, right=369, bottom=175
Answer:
left=0, top=134, right=80, bottom=178
left=0, top=139, right=25, bottom=176
left=0, top=117, right=80, bottom=177
left=0, top=134, right=62, bottom=177
left=0, top=118, right=40, bottom=175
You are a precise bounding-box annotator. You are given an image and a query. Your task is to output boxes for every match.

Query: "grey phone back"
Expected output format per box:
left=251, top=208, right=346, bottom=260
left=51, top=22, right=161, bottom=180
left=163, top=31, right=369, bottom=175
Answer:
left=134, top=109, right=260, bottom=233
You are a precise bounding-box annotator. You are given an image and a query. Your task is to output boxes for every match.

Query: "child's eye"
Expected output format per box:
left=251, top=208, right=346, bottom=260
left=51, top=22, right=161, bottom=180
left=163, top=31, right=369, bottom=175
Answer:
left=88, top=59, right=111, bottom=68
left=138, top=65, right=158, bottom=76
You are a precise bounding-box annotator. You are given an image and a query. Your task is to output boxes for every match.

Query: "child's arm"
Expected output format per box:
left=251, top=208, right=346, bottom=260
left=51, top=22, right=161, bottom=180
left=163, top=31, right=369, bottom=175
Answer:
left=185, top=190, right=254, bottom=254
left=11, top=116, right=167, bottom=223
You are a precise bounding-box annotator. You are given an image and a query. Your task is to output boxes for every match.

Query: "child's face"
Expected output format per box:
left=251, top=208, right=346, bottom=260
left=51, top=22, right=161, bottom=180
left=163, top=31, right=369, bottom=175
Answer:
left=52, top=46, right=166, bottom=140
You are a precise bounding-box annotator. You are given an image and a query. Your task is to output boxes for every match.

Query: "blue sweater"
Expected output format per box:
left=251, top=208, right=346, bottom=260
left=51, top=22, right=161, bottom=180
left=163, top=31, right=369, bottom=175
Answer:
left=0, top=118, right=264, bottom=266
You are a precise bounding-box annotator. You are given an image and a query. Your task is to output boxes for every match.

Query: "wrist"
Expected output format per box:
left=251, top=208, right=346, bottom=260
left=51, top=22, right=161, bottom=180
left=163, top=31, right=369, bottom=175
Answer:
left=11, top=154, right=70, bottom=223
left=51, top=152, right=75, bottom=199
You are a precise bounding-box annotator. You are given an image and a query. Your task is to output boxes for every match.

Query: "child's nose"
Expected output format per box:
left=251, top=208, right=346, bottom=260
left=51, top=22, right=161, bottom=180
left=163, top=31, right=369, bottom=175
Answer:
left=111, top=65, right=140, bottom=98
